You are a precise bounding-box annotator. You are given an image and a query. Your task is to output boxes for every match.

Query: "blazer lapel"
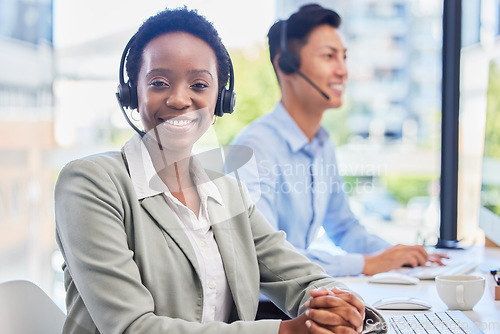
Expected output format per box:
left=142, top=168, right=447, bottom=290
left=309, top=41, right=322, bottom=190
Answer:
left=140, top=195, right=200, bottom=277
left=208, top=200, right=253, bottom=320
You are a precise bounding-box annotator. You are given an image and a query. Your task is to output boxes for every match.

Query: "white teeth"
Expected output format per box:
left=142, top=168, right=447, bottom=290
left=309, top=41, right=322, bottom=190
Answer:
left=330, top=84, right=344, bottom=90
left=165, top=119, right=193, bottom=126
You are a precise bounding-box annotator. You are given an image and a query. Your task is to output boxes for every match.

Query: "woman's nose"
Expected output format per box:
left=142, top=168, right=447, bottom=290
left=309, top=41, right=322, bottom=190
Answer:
left=166, top=86, right=191, bottom=109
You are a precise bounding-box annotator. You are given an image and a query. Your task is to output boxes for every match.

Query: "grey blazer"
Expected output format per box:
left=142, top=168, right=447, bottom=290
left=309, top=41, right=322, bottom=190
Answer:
left=55, top=150, right=358, bottom=334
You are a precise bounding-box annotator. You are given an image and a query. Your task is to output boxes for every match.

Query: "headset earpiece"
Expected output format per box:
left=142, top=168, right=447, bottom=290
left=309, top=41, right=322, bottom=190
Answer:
left=215, top=87, right=236, bottom=117
left=278, top=20, right=301, bottom=75
left=278, top=51, right=300, bottom=74
left=215, top=53, right=236, bottom=117
left=117, top=81, right=138, bottom=110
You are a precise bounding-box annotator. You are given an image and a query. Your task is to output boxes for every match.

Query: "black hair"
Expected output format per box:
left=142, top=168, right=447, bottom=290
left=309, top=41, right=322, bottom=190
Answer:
left=126, top=7, right=230, bottom=92
left=267, top=3, right=341, bottom=67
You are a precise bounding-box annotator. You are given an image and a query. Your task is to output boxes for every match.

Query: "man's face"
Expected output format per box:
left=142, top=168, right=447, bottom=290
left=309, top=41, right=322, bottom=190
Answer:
left=292, top=24, right=348, bottom=109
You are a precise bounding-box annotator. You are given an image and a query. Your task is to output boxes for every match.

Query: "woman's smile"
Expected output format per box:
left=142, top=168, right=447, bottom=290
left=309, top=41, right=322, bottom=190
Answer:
left=158, top=112, right=200, bottom=134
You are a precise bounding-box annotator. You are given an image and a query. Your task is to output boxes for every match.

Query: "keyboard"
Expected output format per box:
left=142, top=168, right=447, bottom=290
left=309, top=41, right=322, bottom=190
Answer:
left=397, top=260, right=477, bottom=280
left=389, top=310, right=484, bottom=334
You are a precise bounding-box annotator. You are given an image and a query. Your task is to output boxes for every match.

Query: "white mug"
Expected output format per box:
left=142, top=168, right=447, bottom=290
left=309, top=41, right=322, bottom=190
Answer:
left=435, top=275, right=485, bottom=310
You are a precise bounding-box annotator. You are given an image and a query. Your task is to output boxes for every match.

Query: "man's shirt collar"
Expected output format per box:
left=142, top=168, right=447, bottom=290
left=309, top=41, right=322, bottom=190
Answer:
left=271, top=102, right=330, bottom=156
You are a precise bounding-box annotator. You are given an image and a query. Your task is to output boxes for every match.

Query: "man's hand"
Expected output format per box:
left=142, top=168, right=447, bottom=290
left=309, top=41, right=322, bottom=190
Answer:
left=362, top=244, right=449, bottom=275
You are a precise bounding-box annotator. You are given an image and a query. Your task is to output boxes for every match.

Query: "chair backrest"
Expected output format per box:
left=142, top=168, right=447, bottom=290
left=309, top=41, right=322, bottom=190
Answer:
left=0, top=280, right=65, bottom=334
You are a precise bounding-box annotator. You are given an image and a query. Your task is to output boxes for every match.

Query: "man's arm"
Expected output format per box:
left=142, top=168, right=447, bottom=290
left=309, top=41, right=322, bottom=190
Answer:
left=322, top=173, right=447, bottom=275
left=321, top=181, right=390, bottom=252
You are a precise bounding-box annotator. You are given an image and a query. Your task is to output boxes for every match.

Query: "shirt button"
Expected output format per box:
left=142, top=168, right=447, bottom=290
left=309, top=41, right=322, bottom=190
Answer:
left=208, top=281, right=216, bottom=289
left=199, top=240, right=208, bottom=248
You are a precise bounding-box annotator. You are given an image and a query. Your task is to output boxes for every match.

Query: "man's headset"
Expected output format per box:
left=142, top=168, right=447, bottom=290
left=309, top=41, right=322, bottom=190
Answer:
left=116, top=34, right=236, bottom=137
left=277, top=20, right=330, bottom=100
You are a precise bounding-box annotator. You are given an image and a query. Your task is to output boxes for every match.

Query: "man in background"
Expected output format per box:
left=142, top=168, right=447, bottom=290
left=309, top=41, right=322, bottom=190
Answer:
left=232, top=4, right=446, bottom=319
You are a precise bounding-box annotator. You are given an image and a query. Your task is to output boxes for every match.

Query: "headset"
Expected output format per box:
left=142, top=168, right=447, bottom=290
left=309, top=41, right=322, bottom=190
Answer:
left=277, top=20, right=330, bottom=100
left=278, top=20, right=301, bottom=75
left=116, top=34, right=236, bottom=137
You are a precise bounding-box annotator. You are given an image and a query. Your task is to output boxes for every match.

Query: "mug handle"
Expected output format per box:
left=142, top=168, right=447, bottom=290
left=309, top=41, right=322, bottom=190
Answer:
left=456, top=285, right=465, bottom=308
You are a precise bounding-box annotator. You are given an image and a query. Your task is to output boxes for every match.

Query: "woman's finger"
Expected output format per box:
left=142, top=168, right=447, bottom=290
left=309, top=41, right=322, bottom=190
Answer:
left=306, top=308, right=351, bottom=327
left=306, top=320, right=359, bottom=334
left=307, top=296, right=364, bottom=332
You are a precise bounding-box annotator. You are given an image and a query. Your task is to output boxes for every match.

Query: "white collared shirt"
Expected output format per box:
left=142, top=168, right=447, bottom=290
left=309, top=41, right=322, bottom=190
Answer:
left=124, top=134, right=232, bottom=323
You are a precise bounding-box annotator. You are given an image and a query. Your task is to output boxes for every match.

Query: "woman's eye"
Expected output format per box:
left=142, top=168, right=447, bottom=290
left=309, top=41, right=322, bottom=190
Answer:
left=192, top=82, right=208, bottom=89
left=151, top=81, right=168, bottom=87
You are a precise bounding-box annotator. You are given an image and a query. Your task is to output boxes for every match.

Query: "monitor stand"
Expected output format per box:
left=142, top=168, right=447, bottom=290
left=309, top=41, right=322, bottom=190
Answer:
left=435, top=238, right=464, bottom=249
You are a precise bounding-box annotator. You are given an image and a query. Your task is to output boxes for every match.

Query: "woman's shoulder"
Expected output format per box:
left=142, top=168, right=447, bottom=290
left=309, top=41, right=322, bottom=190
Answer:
left=60, top=151, right=128, bottom=178
left=65, top=150, right=124, bottom=167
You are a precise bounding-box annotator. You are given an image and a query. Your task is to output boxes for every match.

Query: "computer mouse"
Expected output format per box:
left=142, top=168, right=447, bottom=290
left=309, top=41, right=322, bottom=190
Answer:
left=372, top=297, right=432, bottom=310
left=368, top=272, right=420, bottom=285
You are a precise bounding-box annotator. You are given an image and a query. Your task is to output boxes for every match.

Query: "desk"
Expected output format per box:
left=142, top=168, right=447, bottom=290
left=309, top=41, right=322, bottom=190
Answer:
left=340, top=247, right=500, bottom=333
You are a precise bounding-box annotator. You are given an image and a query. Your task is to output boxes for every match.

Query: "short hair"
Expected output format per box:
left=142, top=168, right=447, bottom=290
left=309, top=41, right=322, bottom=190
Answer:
left=267, top=4, right=341, bottom=67
left=126, top=7, right=229, bottom=92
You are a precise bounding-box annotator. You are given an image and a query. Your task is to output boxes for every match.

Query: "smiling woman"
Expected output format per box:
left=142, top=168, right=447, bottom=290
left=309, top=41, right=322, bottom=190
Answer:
left=138, top=33, right=217, bottom=159
left=53, top=6, right=382, bottom=334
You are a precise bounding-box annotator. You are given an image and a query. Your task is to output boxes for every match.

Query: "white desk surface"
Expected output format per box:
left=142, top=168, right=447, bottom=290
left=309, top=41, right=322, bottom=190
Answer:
left=338, top=247, right=500, bottom=333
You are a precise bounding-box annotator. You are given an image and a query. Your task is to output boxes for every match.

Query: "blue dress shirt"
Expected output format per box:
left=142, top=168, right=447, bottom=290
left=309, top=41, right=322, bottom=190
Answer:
left=231, top=102, right=390, bottom=276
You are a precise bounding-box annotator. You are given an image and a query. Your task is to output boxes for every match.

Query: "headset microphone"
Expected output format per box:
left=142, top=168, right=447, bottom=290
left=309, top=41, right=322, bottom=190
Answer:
left=278, top=20, right=330, bottom=101
left=295, top=70, right=330, bottom=100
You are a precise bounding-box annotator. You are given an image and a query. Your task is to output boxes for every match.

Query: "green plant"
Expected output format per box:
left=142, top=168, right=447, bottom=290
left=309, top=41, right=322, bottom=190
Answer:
left=382, top=174, right=438, bottom=205
left=213, top=45, right=280, bottom=145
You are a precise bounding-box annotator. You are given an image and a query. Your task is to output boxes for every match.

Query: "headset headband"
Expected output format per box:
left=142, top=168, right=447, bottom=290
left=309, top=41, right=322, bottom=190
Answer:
left=280, top=20, right=288, bottom=53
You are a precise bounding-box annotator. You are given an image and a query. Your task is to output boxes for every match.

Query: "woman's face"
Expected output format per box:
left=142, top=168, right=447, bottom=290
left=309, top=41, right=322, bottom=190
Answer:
left=136, top=32, right=219, bottom=154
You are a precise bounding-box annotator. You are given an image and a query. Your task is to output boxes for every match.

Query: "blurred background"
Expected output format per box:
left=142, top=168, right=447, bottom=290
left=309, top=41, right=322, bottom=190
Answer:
left=0, top=0, right=497, bottom=311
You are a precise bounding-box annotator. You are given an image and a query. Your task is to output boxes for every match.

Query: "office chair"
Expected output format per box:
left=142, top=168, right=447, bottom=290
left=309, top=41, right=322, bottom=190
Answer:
left=0, top=280, right=65, bottom=334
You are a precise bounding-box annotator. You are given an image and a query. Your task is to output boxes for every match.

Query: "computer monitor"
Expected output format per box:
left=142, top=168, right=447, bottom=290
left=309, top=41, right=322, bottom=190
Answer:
left=479, top=58, right=500, bottom=247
